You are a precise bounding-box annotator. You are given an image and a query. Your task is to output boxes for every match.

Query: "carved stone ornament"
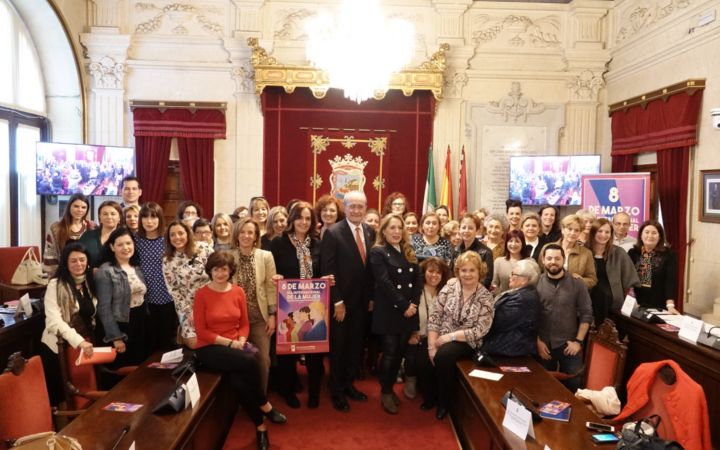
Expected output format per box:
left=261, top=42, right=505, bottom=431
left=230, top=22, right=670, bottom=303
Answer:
left=231, top=65, right=254, bottom=95
left=487, top=82, right=545, bottom=123
left=274, top=9, right=314, bottom=41
left=616, top=0, right=691, bottom=44
left=446, top=72, right=468, bottom=98
left=568, top=70, right=604, bottom=101
left=471, top=14, right=560, bottom=48
left=88, top=56, right=126, bottom=89
left=135, top=2, right=224, bottom=37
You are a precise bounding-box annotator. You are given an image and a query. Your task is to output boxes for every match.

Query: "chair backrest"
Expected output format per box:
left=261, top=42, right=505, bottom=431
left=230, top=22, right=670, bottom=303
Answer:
left=584, top=319, right=627, bottom=391
left=0, top=246, right=41, bottom=285
left=0, top=353, right=53, bottom=449
left=56, top=337, right=98, bottom=409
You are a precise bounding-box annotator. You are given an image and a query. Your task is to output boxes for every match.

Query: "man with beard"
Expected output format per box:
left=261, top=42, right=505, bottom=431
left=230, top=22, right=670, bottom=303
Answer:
left=536, top=244, right=593, bottom=392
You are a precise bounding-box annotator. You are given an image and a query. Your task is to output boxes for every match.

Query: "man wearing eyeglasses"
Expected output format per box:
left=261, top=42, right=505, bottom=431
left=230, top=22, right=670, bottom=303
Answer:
left=320, top=190, right=376, bottom=412
left=612, top=212, right=636, bottom=252
left=536, top=244, right=593, bottom=392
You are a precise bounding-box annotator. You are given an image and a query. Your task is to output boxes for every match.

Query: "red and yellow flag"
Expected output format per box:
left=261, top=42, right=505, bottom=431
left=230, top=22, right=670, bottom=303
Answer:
left=439, top=146, right=453, bottom=219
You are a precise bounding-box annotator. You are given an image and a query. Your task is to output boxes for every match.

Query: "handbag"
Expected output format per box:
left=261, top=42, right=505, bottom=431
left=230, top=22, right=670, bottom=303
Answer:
left=11, top=248, right=48, bottom=286
left=616, top=415, right=684, bottom=450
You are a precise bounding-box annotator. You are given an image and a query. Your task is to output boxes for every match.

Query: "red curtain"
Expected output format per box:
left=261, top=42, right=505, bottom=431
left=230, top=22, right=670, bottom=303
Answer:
left=657, top=147, right=690, bottom=307
left=177, top=138, right=215, bottom=217
left=611, top=154, right=634, bottom=173
left=135, top=136, right=172, bottom=204
left=261, top=87, right=434, bottom=210
left=132, top=108, right=225, bottom=214
left=610, top=90, right=703, bottom=312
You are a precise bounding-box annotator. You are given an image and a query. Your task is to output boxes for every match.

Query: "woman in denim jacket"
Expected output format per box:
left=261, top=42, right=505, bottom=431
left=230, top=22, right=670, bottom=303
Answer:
left=96, top=227, right=148, bottom=367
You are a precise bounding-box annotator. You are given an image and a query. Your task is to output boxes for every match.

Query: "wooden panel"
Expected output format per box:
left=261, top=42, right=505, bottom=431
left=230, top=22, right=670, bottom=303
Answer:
left=0, top=311, right=44, bottom=367
left=614, top=314, right=720, bottom=448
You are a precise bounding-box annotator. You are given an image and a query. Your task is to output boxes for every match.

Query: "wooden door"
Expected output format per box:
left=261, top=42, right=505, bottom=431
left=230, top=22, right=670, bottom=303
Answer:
left=161, top=161, right=181, bottom=225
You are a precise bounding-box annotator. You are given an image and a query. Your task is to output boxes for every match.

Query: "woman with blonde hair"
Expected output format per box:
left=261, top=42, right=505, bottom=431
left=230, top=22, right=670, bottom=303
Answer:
left=369, top=214, right=422, bottom=414
left=249, top=196, right=270, bottom=237
left=211, top=213, right=234, bottom=252
left=544, top=214, right=597, bottom=289
left=231, top=217, right=278, bottom=393
left=123, top=204, right=140, bottom=234
left=576, top=209, right=597, bottom=246
left=441, top=220, right=461, bottom=248
left=520, top=213, right=543, bottom=260
left=483, top=215, right=507, bottom=261
left=412, top=212, right=452, bottom=262
left=261, top=206, right=288, bottom=250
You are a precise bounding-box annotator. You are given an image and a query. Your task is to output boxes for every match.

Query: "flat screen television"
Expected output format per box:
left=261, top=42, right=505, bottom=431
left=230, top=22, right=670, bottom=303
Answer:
left=36, top=142, right=135, bottom=196
left=509, top=155, right=601, bottom=206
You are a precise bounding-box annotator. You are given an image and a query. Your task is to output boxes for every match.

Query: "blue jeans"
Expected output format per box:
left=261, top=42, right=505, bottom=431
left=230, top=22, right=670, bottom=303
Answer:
left=538, top=343, right=584, bottom=392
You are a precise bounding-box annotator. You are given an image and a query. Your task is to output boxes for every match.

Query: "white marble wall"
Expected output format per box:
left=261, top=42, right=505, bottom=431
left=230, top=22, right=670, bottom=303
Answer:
left=604, top=0, right=720, bottom=314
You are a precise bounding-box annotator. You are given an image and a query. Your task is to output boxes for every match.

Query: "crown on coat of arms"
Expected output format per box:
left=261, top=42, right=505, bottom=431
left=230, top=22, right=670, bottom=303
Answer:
left=328, top=154, right=368, bottom=170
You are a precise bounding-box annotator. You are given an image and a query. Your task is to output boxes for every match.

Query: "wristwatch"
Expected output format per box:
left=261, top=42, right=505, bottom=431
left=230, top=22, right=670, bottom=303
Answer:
left=572, top=338, right=583, bottom=344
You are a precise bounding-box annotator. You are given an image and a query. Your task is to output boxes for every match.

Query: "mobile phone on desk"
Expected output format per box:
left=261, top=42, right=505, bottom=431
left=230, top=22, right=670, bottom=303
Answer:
left=586, top=421, right=614, bottom=432
left=591, top=433, right=620, bottom=444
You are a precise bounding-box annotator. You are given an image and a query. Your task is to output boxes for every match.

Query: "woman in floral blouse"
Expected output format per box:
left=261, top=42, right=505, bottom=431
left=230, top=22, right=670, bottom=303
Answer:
left=162, top=220, right=213, bottom=349
left=428, top=251, right=495, bottom=420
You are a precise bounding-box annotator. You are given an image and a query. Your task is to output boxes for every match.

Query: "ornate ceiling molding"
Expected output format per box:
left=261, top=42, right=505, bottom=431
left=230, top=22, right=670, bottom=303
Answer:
left=247, top=38, right=449, bottom=101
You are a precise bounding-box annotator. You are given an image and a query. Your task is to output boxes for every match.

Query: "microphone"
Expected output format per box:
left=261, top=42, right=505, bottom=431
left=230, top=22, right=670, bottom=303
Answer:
left=111, top=425, right=130, bottom=450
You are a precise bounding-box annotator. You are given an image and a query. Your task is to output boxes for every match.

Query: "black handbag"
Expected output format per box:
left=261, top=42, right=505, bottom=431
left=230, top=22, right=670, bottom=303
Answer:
left=616, top=415, right=684, bottom=450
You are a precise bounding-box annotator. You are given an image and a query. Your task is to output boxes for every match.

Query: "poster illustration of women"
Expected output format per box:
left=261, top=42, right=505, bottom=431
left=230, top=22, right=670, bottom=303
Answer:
left=276, top=278, right=330, bottom=355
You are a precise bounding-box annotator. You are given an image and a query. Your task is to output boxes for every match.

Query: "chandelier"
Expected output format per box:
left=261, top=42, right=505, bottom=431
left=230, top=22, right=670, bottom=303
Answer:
left=305, top=0, right=414, bottom=104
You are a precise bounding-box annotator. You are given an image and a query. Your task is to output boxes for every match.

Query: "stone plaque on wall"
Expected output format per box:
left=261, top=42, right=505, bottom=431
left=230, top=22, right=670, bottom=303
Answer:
left=466, top=82, right=565, bottom=213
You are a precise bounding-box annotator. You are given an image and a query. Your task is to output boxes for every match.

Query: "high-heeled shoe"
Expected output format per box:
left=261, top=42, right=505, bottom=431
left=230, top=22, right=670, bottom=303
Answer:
left=256, top=429, right=270, bottom=450
left=263, top=407, right=287, bottom=424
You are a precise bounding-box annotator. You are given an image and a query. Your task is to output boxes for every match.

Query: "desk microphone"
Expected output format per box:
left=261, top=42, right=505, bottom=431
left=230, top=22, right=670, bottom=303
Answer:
left=111, top=425, right=130, bottom=450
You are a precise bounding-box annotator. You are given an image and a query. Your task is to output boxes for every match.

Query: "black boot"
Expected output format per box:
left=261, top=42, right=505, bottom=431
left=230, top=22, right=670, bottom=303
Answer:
left=256, top=429, right=269, bottom=450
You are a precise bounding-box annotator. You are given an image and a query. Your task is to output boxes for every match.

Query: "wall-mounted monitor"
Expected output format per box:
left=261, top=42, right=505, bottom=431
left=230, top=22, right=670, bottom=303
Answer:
left=36, top=142, right=135, bottom=196
left=509, top=155, right=601, bottom=206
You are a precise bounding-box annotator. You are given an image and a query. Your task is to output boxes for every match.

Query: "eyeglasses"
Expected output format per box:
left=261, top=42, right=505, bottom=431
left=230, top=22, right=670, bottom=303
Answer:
left=510, top=272, right=528, bottom=278
left=392, top=201, right=405, bottom=206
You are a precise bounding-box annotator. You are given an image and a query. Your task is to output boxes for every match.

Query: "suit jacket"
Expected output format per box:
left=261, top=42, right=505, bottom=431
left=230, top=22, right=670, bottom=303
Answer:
left=368, top=244, right=422, bottom=335
left=320, top=220, right=375, bottom=311
left=231, top=248, right=277, bottom=323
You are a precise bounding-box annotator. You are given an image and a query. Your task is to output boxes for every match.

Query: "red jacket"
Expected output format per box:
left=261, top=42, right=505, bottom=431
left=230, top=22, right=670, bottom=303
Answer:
left=613, top=360, right=711, bottom=450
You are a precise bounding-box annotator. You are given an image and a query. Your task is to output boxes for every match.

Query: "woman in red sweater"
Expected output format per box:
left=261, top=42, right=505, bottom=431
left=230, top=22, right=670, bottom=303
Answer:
left=193, top=251, right=286, bottom=450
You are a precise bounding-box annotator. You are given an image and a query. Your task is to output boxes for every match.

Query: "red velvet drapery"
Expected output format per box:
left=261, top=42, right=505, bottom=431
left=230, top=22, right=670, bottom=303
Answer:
left=178, top=138, right=215, bottom=217
left=132, top=108, right=225, bottom=215
left=610, top=90, right=704, bottom=310
left=261, top=87, right=435, bottom=210
left=135, top=136, right=171, bottom=204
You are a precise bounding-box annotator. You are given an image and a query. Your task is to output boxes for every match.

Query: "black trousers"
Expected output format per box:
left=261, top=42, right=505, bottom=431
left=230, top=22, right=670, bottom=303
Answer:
left=196, top=344, right=267, bottom=426
left=112, top=305, right=149, bottom=368
left=147, top=302, right=179, bottom=353
left=329, top=307, right=366, bottom=396
left=434, top=341, right=474, bottom=408
left=378, top=333, right=410, bottom=394
left=404, top=337, right=437, bottom=402
left=277, top=353, right=325, bottom=399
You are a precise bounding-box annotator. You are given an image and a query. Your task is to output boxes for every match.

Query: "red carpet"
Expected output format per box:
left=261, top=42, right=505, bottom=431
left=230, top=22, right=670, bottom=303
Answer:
left=222, top=373, right=460, bottom=450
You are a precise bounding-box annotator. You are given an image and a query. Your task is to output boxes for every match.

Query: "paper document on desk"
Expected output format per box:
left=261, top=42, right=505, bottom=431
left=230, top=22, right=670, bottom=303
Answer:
left=502, top=398, right=535, bottom=440
left=469, top=369, right=503, bottom=381
left=656, top=314, right=685, bottom=327
left=161, top=348, right=184, bottom=364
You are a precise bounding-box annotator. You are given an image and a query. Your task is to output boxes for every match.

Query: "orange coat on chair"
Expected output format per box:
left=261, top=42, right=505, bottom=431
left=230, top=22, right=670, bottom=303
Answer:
left=614, top=360, right=711, bottom=450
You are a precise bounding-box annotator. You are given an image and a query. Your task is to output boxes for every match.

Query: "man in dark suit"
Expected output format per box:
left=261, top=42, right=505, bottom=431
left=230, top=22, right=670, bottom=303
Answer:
left=321, top=190, right=375, bottom=412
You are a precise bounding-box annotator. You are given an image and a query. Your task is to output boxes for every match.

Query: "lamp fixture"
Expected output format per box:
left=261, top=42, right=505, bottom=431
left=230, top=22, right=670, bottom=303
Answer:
left=305, top=0, right=415, bottom=104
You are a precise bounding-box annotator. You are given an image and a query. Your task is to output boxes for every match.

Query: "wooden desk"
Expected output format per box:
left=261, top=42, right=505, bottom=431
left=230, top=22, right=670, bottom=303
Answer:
left=59, top=355, right=238, bottom=450
left=454, top=357, right=606, bottom=450
left=0, top=311, right=44, bottom=366
left=0, top=282, right=47, bottom=302
left=613, top=313, right=720, bottom=449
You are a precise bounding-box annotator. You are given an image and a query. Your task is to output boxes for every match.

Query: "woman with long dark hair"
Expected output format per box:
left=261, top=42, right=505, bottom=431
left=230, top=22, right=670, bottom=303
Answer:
left=162, top=220, right=213, bottom=349
left=492, top=229, right=532, bottom=296
left=43, top=194, right=96, bottom=276
left=96, top=227, right=148, bottom=367
left=270, top=201, right=327, bottom=409
left=628, top=220, right=678, bottom=313
left=369, top=214, right=422, bottom=414
left=537, top=204, right=561, bottom=244
left=40, top=242, right=98, bottom=404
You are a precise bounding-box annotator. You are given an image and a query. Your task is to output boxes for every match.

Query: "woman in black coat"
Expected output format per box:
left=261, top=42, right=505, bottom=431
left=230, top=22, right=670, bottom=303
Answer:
left=481, top=259, right=541, bottom=356
left=369, top=214, right=422, bottom=415
left=270, top=201, right=326, bottom=409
